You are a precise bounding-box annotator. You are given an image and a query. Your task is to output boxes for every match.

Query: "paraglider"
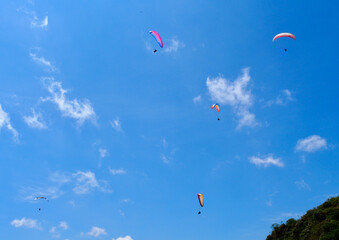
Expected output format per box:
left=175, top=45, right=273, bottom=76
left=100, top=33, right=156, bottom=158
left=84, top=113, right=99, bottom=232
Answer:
left=34, top=197, right=48, bottom=211
left=272, top=33, right=296, bottom=52
left=197, top=193, right=204, bottom=214
left=212, top=104, right=220, bottom=120
left=34, top=197, right=48, bottom=201
left=149, top=31, right=163, bottom=53
left=272, top=33, right=296, bottom=42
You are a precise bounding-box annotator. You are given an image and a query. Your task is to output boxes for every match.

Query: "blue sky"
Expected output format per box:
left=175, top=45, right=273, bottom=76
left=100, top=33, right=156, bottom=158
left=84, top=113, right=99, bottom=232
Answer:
left=0, top=0, right=338, bottom=239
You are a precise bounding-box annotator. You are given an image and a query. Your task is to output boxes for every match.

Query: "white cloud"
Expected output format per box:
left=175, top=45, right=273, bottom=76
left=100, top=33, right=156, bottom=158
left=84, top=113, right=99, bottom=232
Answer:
left=111, top=118, right=122, bottom=132
left=0, top=104, right=19, bottom=141
left=59, top=221, right=68, bottom=230
left=72, top=171, right=100, bottom=194
left=23, top=109, right=47, bottom=129
left=119, top=210, right=125, bottom=217
left=49, top=172, right=71, bottom=185
left=112, top=236, right=133, bottom=240
left=99, top=148, right=109, bottom=158
left=72, top=171, right=110, bottom=194
left=162, top=138, right=168, bottom=148
left=41, top=77, right=96, bottom=126
left=295, top=135, right=327, bottom=153
left=11, top=217, right=42, bottom=230
left=249, top=155, right=284, bottom=167
left=268, top=212, right=301, bottom=222
left=161, top=139, right=176, bottom=164
left=86, top=226, right=107, bottom=237
left=161, top=154, right=171, bottom=164
left=29, top=50, right=55, bottom=72
left=18, top=7, right=48, bottom=29
left=237, top=109, right=257, bottom=129
left=50, top=226, right=56, bottom=233
left=21, top=171, right=109, bottom=202
left=164, top=37, right=184, bottom=53
left=276, top=89, right=293, bottom=105
left=266, top=89, right=294, bottom=107
left=193, top=95, right=201, bottom=104
left=109, top=168, right=126, bottom=175
left=31, top=15, right=48, bottom=28
left=266, top=199, right=272, bottom=207
left=21, top=185, right=64, bottom=201
left=295, top=179, right=311, bottom=191
left=206, top=68, right=258, bottom=129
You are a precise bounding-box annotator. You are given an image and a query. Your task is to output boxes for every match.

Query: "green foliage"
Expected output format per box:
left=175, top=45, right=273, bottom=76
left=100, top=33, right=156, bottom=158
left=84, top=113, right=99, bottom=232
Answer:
left=266, top=196, right=339, bottom=240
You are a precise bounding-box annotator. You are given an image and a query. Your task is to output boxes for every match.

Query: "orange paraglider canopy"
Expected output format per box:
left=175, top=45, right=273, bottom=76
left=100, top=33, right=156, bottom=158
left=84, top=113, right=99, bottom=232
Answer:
left=197, top=193, right=204, bottom=207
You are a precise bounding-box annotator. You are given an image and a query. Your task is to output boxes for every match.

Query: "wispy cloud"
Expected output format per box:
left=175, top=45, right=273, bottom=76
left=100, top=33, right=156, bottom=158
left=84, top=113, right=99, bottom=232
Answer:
left=119, top=209, right=125, bottom=217
left=86, top=226, right=107, bottom=237
left=50, top=226, right=56, bottom=233
left=21, top=170, right=109, bottom=201
left=18, top=7, right=48, bottom=29
left=23, top=109, right=47, bottom=129
left=193, top=95, right=201, bottom=104
left=160, top=138, right=177, bottom=164
left=266, top=199, right=273, bottom=207
left=249, top=155, right=284, bottom=167
left=295, top=135, right=327, bottom=153
left=162, top=138, right=168, bottom=148
left=72, top=171, right=109, bottom=194
left=206, top=68, right=258, bottom=129
left=266, top=89, right=294, bottom=107
left=11, top=217, right=42, bottom=230
left=29, top=49, right=55, bottom=72
left=59, top=221, right=68, bottom=230
left=276, top=89, right=293, bottom=105
left=111, top=118, right=123, bottom=132
left=268, top=212, right=301, bottom=222
left=164, top=37, right=184, bottom=53
left=49, top=171, right=71, bottom=185
left=295, top=179, right=311, bottom=191
left=109, top=168, right=126, bottom=175
left=31, top=15, right=48, bottom=28
left=41, top=77, right=96, bottom=126
left=161, top=154, right=171, bottom=164
left=99, top=148, right=109, bottom=158
left=112, top=236, right=134, bottom=240
left=0, top=104, right=18, bottom=141
left=20, top=186, right=64, bottom=201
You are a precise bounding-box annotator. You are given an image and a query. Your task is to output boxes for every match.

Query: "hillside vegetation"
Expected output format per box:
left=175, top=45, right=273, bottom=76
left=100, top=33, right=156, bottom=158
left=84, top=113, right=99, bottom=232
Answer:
left=266, top=196, right=339, bottom=240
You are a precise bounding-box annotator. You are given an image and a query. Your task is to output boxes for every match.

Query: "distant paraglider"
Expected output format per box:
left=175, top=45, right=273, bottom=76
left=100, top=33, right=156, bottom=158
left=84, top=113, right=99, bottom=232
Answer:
left=34, top=197, right=48, bottom=211
left=34, top=197, right=48, bottom=201
left=197, top=193, right=204, bottom=214
left=149, top=30, right=163, bottom=53
left=272, top=33, right=296, bottom=42
left=273, top=33, right=296, bottom=52
left=212, top=104, right=220, bottom=120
